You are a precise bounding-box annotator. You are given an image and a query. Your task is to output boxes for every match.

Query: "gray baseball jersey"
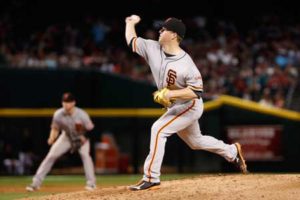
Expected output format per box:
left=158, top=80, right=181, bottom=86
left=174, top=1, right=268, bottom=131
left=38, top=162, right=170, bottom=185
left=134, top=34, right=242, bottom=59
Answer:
left=132, top=38, right=203, bottom=93
left=31, top=107, right=96, bottom=188
left=52, top=107, right=94, bottom=133
left=52, top=107, right=94, bottom=152
left=132, top=37, right=237, bottom=183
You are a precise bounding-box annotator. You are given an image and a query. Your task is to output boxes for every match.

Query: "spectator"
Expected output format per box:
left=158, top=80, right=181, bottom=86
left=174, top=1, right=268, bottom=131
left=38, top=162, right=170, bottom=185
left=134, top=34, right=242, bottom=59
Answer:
left=274, top=91, right=285, bottom=108
left=3, top=143, right=23, bottom=175
left=0, top=14, right=299, bottom=109
left=259, top=88, right=274, bottom=107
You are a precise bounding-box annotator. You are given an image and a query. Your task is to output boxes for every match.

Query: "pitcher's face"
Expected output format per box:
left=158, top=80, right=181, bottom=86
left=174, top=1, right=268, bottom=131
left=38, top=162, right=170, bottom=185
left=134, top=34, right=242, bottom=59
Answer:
left=159, top=27, right=176, bottom=45
left=62, top=101, right=75, bottom=113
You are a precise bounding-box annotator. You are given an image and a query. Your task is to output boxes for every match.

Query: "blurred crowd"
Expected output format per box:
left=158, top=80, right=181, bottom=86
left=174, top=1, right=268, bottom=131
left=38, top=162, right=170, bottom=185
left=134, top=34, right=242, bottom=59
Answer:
left=0, top=15, right=299, bottom=108
left=0, top=128, right=36, bottom=175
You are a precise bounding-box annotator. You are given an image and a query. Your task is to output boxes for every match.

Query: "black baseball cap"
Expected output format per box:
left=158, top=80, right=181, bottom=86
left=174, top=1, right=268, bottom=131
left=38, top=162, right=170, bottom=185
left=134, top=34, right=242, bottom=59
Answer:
left=62, top=92, right=76, bottom=102
left=162, top=17, right=186, bottom=38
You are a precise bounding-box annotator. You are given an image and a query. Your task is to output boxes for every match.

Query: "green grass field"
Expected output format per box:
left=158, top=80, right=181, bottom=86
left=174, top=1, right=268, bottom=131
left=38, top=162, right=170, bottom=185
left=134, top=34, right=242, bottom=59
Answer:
left=0, top=174, right=195, bottom=200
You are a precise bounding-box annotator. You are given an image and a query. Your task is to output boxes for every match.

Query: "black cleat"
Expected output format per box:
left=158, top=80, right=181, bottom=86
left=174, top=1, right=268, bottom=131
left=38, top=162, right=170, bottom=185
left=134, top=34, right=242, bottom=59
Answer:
left=128, top=180, right=160, bottom=191
left=234, top=143, right=248, bottom=173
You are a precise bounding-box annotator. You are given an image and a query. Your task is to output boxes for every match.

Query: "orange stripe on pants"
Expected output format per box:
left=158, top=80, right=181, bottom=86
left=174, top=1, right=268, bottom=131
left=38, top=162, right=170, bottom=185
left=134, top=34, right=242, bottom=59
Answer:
left=147, top=100, right=196, bottom=182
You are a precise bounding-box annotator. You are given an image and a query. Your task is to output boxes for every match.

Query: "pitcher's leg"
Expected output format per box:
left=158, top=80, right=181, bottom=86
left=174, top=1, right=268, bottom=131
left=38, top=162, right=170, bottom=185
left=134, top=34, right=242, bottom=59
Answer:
left=143, top=122, right=169, bottom=183
left=79, top=140, right=96, bottom=186
left=142, top=102, right=199, bottom=183
left=32, top=134, right=71, bottom=187
left=177, top=122, right=237, bottom=162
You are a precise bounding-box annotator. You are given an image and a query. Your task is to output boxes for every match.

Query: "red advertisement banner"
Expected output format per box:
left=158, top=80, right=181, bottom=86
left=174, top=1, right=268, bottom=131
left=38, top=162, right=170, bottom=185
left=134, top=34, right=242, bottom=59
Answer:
left=226, top=125, right=283, bottom=161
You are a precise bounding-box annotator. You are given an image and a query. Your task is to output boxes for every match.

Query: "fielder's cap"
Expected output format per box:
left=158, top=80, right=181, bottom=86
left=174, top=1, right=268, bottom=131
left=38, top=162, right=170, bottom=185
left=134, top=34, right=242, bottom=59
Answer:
left=62, top=92, right=76, bottom=102
left=162, top=17, right=186, bottom=38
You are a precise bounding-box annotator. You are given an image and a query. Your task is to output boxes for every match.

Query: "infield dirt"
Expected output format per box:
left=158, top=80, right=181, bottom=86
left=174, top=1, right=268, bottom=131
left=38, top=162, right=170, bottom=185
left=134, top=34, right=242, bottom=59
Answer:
left=21, top=174, right=300, bottom=200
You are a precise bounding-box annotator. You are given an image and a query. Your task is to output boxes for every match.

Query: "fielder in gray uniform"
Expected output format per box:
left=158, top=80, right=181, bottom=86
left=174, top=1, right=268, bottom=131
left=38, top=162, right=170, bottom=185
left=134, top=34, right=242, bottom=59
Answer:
left=125, top=15, right=248, bottom=191
left=26, top=92, right=96, bottom=191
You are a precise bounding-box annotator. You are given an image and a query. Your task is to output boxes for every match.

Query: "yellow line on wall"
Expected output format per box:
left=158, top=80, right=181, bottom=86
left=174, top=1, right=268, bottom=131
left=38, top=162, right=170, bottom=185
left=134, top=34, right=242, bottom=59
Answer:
left=85, top=108, right=165, bottom=117
left=0, top=109, right=56, bottom=117
left=219, top=95, right=300, bottom=121
left=203, top=98, right=222, bottom=111
left=0, top=108, right=165, bottom=117
left=0, top=95, right=299, bottom=121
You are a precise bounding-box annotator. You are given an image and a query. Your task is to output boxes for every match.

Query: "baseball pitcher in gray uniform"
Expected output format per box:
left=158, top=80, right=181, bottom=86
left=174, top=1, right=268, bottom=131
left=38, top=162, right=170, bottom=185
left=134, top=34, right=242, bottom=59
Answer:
left=125, top=15, right=248, bottom=191
left=26, top=92, right=96, bottom=191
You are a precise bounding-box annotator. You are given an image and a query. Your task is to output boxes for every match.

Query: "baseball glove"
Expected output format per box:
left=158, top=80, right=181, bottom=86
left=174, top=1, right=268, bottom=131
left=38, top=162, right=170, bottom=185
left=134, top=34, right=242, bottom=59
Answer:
left=153, top=88, right=172, bottom=107
left=70, top=137, right=82, bottom=153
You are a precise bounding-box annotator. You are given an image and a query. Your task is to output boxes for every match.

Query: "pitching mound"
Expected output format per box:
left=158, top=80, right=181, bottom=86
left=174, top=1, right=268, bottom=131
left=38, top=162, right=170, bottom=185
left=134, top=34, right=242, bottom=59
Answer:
left=26, top=174, right=300, bottom=200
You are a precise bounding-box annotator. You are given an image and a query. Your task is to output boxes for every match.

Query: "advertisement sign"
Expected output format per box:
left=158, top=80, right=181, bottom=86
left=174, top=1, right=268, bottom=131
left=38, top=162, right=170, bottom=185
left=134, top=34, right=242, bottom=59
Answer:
left=226, top=125, right=283, bottom=161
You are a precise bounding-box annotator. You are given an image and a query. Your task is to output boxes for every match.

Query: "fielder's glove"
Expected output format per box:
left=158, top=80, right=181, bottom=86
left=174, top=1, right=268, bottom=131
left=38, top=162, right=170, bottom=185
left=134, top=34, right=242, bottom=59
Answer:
left=153, top=88, right=172, bottom=107
left=70, top=138, right=82, bottom=153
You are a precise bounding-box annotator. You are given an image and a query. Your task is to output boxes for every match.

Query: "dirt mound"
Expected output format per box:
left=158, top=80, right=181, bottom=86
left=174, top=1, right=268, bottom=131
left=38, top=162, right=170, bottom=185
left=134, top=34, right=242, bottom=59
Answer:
left=25, top=174, right=300, bottom=200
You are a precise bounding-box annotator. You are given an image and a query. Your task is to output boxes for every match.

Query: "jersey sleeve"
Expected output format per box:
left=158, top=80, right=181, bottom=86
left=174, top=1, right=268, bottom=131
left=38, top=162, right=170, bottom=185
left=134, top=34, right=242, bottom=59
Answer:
left=185, top=66, right=204, bottom=92
left=131, top=37, right=157, bottom=62
left=82, top=111, right=94, bottom=131
left=51, top=110, right=61, bottom=130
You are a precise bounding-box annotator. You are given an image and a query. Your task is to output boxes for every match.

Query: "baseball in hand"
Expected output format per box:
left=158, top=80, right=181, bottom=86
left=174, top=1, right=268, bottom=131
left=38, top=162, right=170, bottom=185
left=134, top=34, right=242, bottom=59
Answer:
left=131, top=15, right=140, bottom=22
left=131, top=15, right=139, bottom=20
left=125, top=14, right=140, bottom=24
